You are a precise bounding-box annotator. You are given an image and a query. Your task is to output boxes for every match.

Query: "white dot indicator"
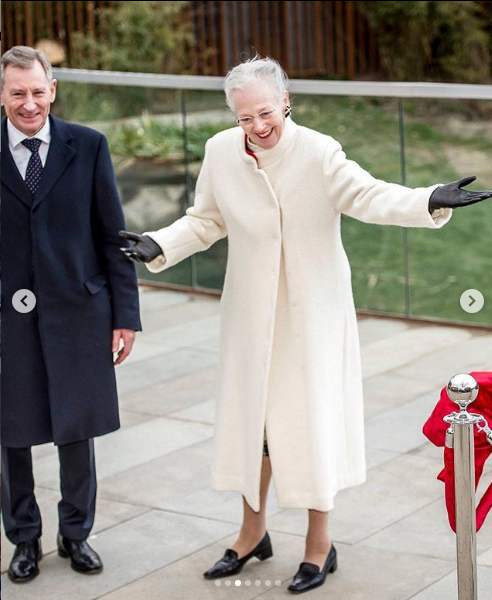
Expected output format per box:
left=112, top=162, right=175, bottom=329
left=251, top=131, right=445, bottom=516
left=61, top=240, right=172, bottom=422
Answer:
left=235, top=580, right=241, bottom=586
left=255, top=580, right=262, bottom=586
left=245, top=580, right=251, bottom=586
left=265, top=579, right=271, bottom=586
left=215, top=580, right=221, bottom=586
left=225, top=580, right=231, bottom=586
left=275, top=579, right=282, bottom=586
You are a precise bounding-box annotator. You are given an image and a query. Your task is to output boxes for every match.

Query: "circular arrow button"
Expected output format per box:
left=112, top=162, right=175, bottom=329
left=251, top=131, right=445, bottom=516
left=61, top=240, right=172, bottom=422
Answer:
left=13, top=289, right=37, bottom=313
left=460, top=289, right=484, bottom=314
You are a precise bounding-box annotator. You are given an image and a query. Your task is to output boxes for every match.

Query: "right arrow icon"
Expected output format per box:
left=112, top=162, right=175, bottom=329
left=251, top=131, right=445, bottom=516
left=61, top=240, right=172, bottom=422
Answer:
left=460, top=289, right=484, bottom=314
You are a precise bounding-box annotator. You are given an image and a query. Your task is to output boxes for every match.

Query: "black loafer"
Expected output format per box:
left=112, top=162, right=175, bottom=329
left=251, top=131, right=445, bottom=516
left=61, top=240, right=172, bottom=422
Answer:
left=203, top=532, right=273, bottom=579
left=7, top=539, right=43, bottom=583
left=57, top=532, right=103, bottom=574
left=288, top=544, right=337, bottom=594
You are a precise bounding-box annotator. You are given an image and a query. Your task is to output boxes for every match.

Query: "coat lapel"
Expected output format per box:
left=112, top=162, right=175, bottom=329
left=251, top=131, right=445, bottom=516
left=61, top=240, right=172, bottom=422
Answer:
left=33, top=115, right=76, bottom=209
left=1, top=118, right=33, bottom=207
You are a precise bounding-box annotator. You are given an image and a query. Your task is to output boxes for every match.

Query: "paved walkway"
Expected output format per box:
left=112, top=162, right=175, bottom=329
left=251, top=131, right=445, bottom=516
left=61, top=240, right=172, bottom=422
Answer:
left=2, top=288, right=492, bottom=600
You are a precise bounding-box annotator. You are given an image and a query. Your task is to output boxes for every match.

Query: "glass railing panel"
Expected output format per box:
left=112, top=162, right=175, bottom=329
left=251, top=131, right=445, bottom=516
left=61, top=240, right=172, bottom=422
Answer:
left=52, top=83, right=194, bottom=287
left=403, top=98, right=492, bottom=325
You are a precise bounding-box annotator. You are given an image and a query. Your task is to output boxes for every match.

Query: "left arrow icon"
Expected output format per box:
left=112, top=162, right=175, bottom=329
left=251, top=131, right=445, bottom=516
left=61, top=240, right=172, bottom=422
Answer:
left=13, top=289, right=37, bottom=313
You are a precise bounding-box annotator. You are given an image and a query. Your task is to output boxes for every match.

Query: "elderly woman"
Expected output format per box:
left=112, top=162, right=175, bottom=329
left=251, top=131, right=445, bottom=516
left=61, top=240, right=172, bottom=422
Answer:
left=121, top=57, right=490, bottom=593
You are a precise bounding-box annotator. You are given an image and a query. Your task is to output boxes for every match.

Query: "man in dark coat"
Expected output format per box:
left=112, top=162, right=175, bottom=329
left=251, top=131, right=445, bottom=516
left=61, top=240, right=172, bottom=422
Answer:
left=1, top=46, right=142, bottom=583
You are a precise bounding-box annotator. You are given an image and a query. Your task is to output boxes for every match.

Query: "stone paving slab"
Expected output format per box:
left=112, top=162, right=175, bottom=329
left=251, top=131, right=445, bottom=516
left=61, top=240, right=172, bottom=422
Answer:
left=141, top=314, right=220, bottom=350
left=356, top=316, right=410, bottom=346
left=359, top=497, right=492, bottom=561
left=365, top=447, right=401, bottom=470
left=361, top=326, right=472, bottom=379
left=157, top=485, right=284, bottom=525
left=115, top=348, right=218, bottom=395
left=96, top=532, right=456, bottom=600
left=258, top=541, right=456, bottom=600
left=33, top=418, right=213, bottom=489
left=362, top=371, right=438, bottom=418
left=1, top=489, right=150, bottom=570
left=139, top=296, right=220, bottom=336
left=169, top=398, right=216, bottom=425
left=120, top=339, right=175, bottom=366
left=397, top=333, right=492, bottom=384
left=409, top=565, right=492, bottom=600
left=2, top=290, right=491, bottom=600
left=1, top=510, right=238, bottom=600
left=267, top=453, right=444, bottom=545
left=97, top=438, right=215, bottom=509
left=138, top=289, right=190, bottom=312
left=479, top=547, right=492, bottom=567
left=364, top=390, right=441, bottom=454
left=119, top=366, right=218, bottom=417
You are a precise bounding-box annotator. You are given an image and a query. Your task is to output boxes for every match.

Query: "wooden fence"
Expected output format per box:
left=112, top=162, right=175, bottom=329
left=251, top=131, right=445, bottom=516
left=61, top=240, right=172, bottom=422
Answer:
left=1, top=1, right=379, bottom=78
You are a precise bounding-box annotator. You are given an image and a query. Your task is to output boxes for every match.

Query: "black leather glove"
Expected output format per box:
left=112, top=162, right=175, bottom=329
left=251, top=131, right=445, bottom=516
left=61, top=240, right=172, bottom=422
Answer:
left=119, top=230, right=163, bottom=263
left=428, top=176, right=491, bottom=213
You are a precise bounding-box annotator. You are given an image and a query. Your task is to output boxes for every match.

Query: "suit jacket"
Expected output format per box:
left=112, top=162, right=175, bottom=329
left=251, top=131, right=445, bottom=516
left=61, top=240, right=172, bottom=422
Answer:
left=1, top=114, right=141, bottom=447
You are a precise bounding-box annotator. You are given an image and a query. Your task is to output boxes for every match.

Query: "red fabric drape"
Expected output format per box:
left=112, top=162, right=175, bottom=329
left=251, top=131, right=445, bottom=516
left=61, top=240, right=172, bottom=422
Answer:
left=423, top=372, right=492, bottom=532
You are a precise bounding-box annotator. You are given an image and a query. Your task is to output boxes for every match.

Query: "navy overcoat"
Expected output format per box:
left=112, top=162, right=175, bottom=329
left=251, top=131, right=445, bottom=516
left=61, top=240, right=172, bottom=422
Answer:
left=1, top=114, right=141, bottom=448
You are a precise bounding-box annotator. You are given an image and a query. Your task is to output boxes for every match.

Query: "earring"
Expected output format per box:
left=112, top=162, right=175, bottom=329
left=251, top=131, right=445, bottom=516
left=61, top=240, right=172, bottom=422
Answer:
left=284, top=105, right=292, bottom=118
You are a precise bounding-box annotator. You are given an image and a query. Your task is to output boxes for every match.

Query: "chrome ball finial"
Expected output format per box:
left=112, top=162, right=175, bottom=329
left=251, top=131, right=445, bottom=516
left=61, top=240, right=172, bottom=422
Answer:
left=447, top=373, right=479, bottom=411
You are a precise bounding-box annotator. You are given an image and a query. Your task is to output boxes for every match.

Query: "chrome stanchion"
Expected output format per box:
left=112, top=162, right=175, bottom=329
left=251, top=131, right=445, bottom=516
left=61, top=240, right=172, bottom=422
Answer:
left=444, top=374, right=481, bottom=600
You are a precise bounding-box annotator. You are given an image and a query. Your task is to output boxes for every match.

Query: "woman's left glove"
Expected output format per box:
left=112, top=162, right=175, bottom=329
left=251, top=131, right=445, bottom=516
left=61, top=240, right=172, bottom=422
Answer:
left=119, top=230, right=163, bottom=262
left=429, top=175, right=491, bottom=212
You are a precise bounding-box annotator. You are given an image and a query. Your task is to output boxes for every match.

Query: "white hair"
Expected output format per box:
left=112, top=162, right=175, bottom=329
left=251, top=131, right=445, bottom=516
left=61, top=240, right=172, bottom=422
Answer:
left=224, top=55, right=289, bottom=111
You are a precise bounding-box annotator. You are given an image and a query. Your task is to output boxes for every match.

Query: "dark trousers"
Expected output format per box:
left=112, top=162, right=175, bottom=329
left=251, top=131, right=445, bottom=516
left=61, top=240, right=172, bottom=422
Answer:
left=1, top=439, right=97, bottom=544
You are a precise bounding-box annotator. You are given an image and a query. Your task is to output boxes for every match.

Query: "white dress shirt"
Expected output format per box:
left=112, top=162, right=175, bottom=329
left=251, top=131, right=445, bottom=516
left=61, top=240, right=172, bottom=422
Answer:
left=7, top=118, right=51, bottom=179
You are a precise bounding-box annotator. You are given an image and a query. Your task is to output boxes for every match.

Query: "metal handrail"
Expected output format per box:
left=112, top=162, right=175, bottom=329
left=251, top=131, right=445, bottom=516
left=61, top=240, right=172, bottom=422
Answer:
left=52, top=68, right=492, bottom=100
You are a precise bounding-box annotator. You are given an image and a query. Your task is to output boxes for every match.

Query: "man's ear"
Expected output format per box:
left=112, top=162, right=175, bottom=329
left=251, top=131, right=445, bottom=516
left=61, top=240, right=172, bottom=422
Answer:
left=50, top=79, right=58, bottom=103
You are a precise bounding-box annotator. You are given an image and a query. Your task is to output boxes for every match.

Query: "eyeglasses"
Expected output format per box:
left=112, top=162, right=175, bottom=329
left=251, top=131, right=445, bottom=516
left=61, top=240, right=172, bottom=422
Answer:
left=236, top=108, right=277, bottom=126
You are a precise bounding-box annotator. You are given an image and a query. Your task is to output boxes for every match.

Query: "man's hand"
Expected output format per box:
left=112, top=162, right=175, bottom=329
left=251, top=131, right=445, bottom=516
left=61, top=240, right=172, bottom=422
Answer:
left=429, top=176, right=492, bottom=212
left=119, top=230, right=163, bottom=263
left=112, top=328, right=136, bottom=366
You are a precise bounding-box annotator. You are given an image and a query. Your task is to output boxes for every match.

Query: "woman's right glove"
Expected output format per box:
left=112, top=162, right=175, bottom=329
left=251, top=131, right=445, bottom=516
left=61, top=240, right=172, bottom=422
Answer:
left=119, top=230, right=163, bottom=263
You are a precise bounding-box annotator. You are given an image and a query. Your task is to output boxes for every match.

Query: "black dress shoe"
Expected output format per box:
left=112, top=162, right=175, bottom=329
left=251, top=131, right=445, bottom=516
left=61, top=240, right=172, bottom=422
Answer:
left=288, top=544, right=337, bottom=594
left=57, top=533, right=103, bottom=574
left=203, top=532, right=273, bottom=579
left=7, top=539, right=43, bottom=583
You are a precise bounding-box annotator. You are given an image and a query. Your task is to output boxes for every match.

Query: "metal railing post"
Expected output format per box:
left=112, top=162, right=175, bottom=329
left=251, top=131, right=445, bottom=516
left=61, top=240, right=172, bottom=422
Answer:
left=444, top=373, right=481, bottom=600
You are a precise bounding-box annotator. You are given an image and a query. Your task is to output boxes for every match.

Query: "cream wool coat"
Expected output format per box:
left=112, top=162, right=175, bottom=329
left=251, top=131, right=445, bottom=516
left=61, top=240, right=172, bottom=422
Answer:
left=146, top=118, right=451, bottom=512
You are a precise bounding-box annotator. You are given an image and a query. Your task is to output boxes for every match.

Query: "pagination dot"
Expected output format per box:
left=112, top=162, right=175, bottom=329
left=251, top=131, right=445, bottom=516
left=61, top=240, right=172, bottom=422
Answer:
left=235, top=580, right=241, bottom=586
left=275, top=579, right=282, bottom=586
left=215, top=580, right=221, bottom=586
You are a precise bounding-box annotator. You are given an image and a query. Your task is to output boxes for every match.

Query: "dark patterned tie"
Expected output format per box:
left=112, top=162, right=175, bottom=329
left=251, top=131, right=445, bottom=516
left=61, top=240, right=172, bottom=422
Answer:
left=21, top=138, right=43, bottom=197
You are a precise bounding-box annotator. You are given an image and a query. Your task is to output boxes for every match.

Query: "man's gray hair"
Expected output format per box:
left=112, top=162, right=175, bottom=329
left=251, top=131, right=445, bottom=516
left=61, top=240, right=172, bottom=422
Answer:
left=1, top=46, right=53, bottom=88
left=224, top=55, right=289, bottom=111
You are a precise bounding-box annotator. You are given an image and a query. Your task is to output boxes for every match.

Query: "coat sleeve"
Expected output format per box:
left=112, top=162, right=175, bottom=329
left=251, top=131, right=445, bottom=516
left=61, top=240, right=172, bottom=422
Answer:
left=323, top=139, right=452, bottom=228
left=93, top=135, right=142, bottom=331
left=144, top=139, right=227, bottom=273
